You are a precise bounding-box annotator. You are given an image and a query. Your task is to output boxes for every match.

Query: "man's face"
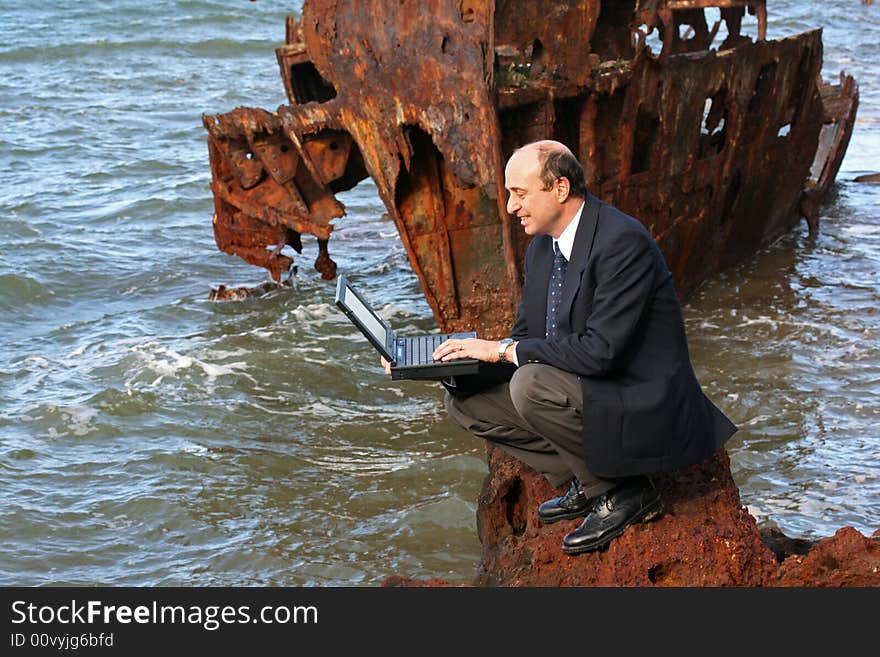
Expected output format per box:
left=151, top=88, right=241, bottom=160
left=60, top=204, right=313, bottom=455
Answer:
left=504, top=149, right=564, bottom=238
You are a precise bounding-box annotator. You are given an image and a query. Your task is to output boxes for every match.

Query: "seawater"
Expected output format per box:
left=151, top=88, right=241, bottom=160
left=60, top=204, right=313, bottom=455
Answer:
left=0, top=0, right=877, bottom=586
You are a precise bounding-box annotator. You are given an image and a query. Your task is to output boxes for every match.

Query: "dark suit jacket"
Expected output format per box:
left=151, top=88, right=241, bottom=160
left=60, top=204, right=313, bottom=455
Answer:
left=511, top=193, right=737, bottom=478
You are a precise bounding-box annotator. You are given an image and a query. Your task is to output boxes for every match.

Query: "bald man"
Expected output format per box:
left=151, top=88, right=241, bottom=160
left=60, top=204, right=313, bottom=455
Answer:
left=432, top=140, right=736, bottom=554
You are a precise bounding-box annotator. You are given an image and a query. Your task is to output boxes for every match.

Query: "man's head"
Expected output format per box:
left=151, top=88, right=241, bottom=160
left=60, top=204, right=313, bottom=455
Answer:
left=504, top=140, right=587, bottom=238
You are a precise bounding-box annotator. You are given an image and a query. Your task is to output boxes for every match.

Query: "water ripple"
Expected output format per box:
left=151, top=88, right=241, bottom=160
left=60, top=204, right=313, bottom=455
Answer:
left=1, top=0, right=877, bottom=586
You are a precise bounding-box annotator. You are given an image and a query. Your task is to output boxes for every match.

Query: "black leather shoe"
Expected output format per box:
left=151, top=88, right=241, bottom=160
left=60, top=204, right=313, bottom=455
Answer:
left=562, top=478, right=663, bottom=554
left=537, top=478, right=592, bottom=524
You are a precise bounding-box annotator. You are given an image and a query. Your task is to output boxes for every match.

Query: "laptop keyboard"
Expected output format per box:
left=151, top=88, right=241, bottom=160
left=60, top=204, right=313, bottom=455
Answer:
left=397, top=334, right=453, bottom=366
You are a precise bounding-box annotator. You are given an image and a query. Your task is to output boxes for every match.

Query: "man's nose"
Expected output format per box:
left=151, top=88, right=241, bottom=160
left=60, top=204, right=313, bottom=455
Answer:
left=506, top=195, right=519, bottom=214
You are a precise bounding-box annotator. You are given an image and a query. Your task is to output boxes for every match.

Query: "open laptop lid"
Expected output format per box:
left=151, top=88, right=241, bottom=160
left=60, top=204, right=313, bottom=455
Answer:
left=334, top=275, right=396, bottom=362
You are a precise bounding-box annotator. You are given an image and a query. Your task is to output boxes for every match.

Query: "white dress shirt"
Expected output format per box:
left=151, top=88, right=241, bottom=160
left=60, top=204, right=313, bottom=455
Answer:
left=509, top=201, right=585, bottom=365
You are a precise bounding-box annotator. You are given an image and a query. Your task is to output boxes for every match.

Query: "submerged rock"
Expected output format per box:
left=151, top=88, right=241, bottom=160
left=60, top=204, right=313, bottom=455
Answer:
left=208, top=277, right=293, bottom=301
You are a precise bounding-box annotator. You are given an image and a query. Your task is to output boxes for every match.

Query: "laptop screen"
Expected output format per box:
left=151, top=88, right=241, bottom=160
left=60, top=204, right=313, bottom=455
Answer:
left=337, top=278, right=389, bottom=349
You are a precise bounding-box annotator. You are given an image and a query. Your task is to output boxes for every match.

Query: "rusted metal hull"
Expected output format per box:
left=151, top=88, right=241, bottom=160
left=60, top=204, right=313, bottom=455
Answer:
left=203, top=1, right=858, bottom=339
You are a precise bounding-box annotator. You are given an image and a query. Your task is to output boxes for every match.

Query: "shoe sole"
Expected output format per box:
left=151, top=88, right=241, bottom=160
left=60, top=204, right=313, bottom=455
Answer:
left=538, top=508, right=591, bottom=524
left=561, top=499, right=664, bottom=555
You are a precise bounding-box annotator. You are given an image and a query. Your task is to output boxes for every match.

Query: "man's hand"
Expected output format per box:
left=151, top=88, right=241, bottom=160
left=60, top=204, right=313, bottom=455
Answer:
left=380, top=356, right=392, bottom=376
left=433, top=337, right=511, bottom=363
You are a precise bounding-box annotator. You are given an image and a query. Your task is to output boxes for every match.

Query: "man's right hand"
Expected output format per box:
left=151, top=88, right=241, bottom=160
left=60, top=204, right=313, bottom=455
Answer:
left=380, top=356, right=392, bottom=376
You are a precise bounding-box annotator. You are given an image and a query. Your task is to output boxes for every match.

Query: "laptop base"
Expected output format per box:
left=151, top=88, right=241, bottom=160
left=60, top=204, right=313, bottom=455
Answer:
left=390, top=358, right=481, bottom=381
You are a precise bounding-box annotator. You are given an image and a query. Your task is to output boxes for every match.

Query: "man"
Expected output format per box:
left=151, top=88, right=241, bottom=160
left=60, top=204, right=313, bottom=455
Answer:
left=431, top=140, right=737, bottom=554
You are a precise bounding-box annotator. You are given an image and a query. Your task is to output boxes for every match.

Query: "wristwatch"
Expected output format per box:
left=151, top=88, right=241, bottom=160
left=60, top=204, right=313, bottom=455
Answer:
left=497, top=338, right=514, bottom=363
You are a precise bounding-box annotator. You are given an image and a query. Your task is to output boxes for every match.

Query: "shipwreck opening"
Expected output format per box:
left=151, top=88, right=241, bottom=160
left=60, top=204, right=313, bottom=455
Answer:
left=530, top=38, right=545, bottom=74
left=699, top=88, right=729, bottom=159
left=395, top=125, right=446, bottom=230
left=674, top=9, right=711, bottom=53
left=704, top=7, right=725, bottom=48
left=289, top=61, right=337, bottom=104
left=635, top=23, right=665, bottom=57
left=594, top=0, right=636, bottom=61
left=552, top=97, right=584, bottom=162
left=631, top=104, right=660, bottom=175
left=499, top=101, right=555, bottom=159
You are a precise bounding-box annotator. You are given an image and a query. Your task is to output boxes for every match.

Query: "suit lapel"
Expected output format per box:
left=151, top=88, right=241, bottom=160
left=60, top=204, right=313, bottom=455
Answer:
left=559, top=194, right=600, bottom=330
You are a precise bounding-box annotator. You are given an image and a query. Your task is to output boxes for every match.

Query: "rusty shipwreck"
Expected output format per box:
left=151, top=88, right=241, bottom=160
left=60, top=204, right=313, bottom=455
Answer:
left=201, top=1, right=877, bottom=587
left=203, top=0, right=857, bottom=338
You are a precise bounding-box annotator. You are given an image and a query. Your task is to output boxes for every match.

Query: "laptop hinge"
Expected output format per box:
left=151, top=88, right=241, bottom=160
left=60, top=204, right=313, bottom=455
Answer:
left=388, top=330, right=399, bottom=365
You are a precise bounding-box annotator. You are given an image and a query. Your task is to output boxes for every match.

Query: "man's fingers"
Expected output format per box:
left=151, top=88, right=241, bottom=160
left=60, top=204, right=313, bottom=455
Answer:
left=433, top=340, right=452, bottom=360
left=434, top=339, right=466, bottom=361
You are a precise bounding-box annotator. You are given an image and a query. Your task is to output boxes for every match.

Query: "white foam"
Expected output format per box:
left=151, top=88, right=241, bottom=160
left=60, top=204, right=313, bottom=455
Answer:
left=842, top=224, right=880, bottom=236
left=290, top=302, right=338, bottom=322
left=737, top=315, right=779, bottom=330
left=129, top=342, right=255, bottom=386
left=743, top=414, right=773, bottom=426
left=246, top=401, right=302, bottom=417
left=36, top=404, right=98, bottom=439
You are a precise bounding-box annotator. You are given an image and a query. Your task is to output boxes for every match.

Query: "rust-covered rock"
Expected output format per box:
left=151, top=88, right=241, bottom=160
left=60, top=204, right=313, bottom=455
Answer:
left=773, top=527, right=880, bottom=587
left=207, top=278, right=293, bottom=302
left=388, top=451, right=878, bottom=587
left=475, top=448, right=779, bottom=586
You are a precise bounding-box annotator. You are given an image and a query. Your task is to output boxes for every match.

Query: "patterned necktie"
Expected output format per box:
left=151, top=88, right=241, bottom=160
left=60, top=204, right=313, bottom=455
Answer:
left=546, top=242, right=567, bottom=339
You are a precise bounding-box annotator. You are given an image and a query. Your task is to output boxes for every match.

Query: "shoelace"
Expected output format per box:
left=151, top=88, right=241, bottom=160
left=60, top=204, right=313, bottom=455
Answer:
left=565, top=479, right=584, bottom=502
left=595, top=494, right=613, bottom=513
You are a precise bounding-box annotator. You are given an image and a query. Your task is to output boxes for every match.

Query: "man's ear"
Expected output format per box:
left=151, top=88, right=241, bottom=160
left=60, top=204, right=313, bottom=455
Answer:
left=555, top=176, right=571, bottom=202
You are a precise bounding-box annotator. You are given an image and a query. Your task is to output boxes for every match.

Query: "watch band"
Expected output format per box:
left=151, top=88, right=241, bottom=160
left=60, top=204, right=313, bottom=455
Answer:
left=497, top=338, right=514, bottom=363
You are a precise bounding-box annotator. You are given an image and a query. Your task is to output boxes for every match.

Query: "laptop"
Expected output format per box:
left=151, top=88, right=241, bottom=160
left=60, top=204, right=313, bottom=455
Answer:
left=334, top=275, right=480, bottom=380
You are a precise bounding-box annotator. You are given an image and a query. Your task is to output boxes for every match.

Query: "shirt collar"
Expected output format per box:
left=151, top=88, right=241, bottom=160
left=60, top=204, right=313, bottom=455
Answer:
left=553, top=201, right=585, bottom=261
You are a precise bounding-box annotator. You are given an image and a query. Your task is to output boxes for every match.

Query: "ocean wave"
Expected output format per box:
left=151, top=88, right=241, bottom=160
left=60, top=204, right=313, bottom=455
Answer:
left=298, top=451, right=420, bottom=476
left=18, top=403, right=104, bottom=440
left=0, top=273, right=55, bottom=311
left=0, top=34, right=282, bottom=64
left=86, top=387, right=160, bottom=419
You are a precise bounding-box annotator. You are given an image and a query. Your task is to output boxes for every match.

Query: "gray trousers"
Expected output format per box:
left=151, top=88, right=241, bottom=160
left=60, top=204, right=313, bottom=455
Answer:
left=444, top=363, right=615, bottom=498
